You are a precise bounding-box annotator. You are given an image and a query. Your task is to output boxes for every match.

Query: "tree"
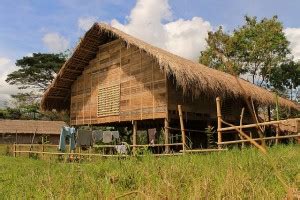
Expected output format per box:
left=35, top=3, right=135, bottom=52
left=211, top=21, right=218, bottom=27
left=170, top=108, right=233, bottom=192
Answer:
left=200, top=16, right=291, bottom=87
left=199, top=26, right=246, bottom=75
left=6, top=53, right=66, bottom=91
left=8, top=92, right=40, bottom=119
left=269, top=61, right=300, bottom=100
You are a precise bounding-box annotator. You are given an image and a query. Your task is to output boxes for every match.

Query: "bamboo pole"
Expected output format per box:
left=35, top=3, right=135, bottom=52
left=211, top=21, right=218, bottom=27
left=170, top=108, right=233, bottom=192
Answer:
left=42, top=137, right=45, bottom=160
left=179, top=148, right=228, bottom=153
left=216, top=97, right=222, bottom=149
left=13, top=143, right=16, bottom=157
left=78, top=147, right=81, bottom=163
left=88, top=146, right=91, bottom=161
left=164, top=118, right=170, bottom=153
left=131, top=143, right=183, bottom=147
left=275, top=94, right=280, bottom=145
left=219, top=120, right=282, bottom=131
left=178, top=105, right=186, bottom=153
left=13, top=150, right=183, bottom=157
left=221, top=120, right=267, bottom=154
left=132, top=120, right=137, bottom=154
left=218, top=134, right=300, bottom=145
left=240, top=107, right=245, bottom=148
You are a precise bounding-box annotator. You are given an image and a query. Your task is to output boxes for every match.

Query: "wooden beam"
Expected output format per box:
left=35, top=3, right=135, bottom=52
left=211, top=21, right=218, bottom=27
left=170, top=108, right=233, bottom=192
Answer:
left=72, top=57, right=89, bottom=64
left=178, top=105, right=186, bottom=153
left=65, top=68, right=82, bottom=73
left=81, top=47, right=97, bottom=54
left=53, top=86, right=70, bottom=91
left=216, top=97, right=222, bottom=149
left=59, top=77, right=76, bottom=82
left=46, top=96, right=65, bottom=99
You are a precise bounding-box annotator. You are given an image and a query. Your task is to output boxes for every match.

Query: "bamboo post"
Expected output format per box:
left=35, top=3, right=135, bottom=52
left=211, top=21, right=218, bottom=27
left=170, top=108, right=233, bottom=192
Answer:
left=178, top=105, right=186, bottom=153
left=13, top=143, right=16, bottom=157
left=132, top=120, right=137, bottom=154
left=164, top=118, right=170, bottom=153
left=42, top=137, right=45, bottom=160
left=78, top=147, right=81, bottom=163
left=216, top=97, right=222, bottom=149
left=250, top=132, right=253, bottom=147
left=88, top=146, right=91, bottom=161
left=240, top=107, right=245, bottom=148
left=275, top=94, right=280, bottom=145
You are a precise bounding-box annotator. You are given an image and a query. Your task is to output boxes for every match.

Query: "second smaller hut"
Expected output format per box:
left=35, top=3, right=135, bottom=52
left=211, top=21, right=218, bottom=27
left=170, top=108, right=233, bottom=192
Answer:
left=0, top=120, right=65, bottom=144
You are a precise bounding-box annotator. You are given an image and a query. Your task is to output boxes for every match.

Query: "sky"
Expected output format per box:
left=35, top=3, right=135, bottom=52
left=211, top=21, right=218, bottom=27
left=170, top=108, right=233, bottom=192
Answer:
left=1, top=0, right=300, bottom=106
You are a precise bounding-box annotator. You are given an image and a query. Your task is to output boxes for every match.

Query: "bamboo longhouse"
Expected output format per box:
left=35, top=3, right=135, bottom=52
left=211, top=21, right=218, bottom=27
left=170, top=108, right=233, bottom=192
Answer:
left=41, top=23, right=299, bottom=150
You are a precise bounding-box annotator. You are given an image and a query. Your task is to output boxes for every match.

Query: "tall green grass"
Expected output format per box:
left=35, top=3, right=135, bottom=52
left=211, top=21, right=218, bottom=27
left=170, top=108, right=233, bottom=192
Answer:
left=0, top=145, right=299, bottom=199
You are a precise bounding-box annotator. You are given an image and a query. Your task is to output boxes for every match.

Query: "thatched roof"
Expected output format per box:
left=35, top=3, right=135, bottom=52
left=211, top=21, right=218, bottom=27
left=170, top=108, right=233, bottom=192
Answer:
left=0, top=120, right=65, bottom=134
left=41, top=23, right=299, bottom=111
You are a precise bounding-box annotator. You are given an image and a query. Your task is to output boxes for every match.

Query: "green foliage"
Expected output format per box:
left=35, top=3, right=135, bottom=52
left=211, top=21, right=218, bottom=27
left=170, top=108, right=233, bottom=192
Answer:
left=270, top=61, right=300, bottom=101
left=0, top=145, right=299, bottom=198
left=3, top=52, right=68, bottom=120
left=6, top=92, right=40, bottom=119
left=200, top=16, right=291, bottom=87
left=6, top=53, right=66, bottom=91
left=199, top=26, right=245, bottom=75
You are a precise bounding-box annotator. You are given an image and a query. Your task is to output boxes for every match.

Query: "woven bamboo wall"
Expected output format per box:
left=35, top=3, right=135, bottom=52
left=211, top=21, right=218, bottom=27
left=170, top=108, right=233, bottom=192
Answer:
left=70, top=39, right=167, bottom=125
left=167, top=81, right=248, bottom=122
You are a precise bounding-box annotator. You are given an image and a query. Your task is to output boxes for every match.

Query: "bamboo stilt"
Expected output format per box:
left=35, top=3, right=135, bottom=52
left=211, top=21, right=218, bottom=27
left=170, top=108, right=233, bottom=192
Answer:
left=164, top=118, right=170, bottom=153
left=42, top=137, right=45, bottom=160
left=178, top=105, right=186, bottom=153
left=13, top=143, right=16, bottom=157
left=78, top=147, right=81, bottom=163
left=216, top=97, right=222, bottom=149
left=240, top=107, right=245, bottom=148
left=275, top=95, right=280, bottom=145
left=132, top=120, right=137, bottom=154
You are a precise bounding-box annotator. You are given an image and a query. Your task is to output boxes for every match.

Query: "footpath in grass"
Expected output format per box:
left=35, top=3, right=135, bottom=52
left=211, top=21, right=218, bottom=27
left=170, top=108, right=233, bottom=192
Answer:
left=0, top=145, right=299, bottom=199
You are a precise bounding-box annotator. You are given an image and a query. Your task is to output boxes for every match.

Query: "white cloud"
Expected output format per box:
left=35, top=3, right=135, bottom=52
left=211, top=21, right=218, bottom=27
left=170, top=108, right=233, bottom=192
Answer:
left=42, top=32, right=69, bottom=53
left=0, top=57, right=10, bottom=66
left=111, top=0, right=212, bottom=61
left=0, top=57, right=19, bottom=107
left=78, top=16, right=98, bottom=31
left=284, top=28, right=300, bottom=61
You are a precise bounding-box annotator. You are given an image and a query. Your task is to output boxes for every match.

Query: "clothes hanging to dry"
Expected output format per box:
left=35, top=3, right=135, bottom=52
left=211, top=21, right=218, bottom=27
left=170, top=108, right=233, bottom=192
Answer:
left=112, top=131, right=120, bottom=139
left=58, top=126, right=76, bottom=151
left=115, top=143, right=127, bottom=154
left=77, top=129, right=93, bottom=147
left=103, top=131, right=113, bottom=143
left=92, top=130, right=103, bottom=142
left=148, top=128, right=156, bottom=144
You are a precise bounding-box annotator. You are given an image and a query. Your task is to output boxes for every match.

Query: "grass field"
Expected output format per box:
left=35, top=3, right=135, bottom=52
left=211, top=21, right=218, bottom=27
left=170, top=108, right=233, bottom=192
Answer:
left=0, top=145, right=299, bottom=199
